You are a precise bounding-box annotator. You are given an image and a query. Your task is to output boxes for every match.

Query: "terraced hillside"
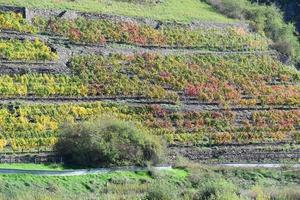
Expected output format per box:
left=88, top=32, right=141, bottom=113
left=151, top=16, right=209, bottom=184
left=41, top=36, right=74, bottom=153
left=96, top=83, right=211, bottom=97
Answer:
left=0, top=0, right=233, bottom=22
left=0, top=6, right=299, bottom=164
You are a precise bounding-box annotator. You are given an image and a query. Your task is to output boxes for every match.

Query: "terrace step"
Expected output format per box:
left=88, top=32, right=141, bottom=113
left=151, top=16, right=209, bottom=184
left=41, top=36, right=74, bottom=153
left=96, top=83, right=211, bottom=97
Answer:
left=169, top=144, right=300, bottom=163
left=0, top=30, right=278, bottom=61
left=0, top=61, right=70, bottom=74
left=0, top=5, right=250, bottom=31
left=0, top=98, right=299, bottom=112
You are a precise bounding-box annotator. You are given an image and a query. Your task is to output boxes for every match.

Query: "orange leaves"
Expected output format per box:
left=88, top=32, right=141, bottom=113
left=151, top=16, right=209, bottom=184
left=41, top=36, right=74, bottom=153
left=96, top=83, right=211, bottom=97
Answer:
left=150, top=104, right=167, bottom=118
left=185, top=84, right=199, bottom=96
left=34, top=16, right=269, bottom=50
left=252, top=110, right=300, bottom=131
left=184, top=78, right=240, bottom=104
left=119, top=21, right=147, bottom=45
left=259, top=85, right=300, bottom=105
left=213, top=132, right=233, bottom=144
left=68, top=28, right=82, bottom=41
left=233, top=27, right=247, bottom=36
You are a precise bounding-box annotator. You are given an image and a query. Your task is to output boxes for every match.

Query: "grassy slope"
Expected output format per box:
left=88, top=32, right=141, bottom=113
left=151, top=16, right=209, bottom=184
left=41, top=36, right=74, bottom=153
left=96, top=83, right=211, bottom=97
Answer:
left=0, top=0, right=233, bottom=22
left=0, top=163, right=66, bottom=170
left=0, top=171, right=151, bottom=199
left=0, top=166, right=298, bottom=200
left=0, top=169, right=186, bottom=200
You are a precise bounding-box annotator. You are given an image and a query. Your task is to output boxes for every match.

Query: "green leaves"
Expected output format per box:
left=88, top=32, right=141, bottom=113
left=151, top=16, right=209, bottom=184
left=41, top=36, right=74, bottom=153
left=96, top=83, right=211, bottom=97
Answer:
left=0, top=39, right=57, bottom=61
left=33, top=16, right=270, bottom=51
left=0, top=12, right=37, bottom=33
left=0, top=74, right=87, bottom=97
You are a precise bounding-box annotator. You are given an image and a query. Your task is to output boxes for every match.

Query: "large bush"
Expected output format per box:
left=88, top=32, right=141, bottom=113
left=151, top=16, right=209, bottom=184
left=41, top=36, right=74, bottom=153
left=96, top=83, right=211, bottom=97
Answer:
left=55, top=118, right=165, bottom=167
left=206, top=0, right=300, bottom=63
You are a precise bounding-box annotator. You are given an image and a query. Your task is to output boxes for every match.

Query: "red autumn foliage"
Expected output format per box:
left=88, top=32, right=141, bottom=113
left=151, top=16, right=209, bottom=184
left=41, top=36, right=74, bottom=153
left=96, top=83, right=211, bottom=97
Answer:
left=211, top=112, right=222, bottom=119
left=141, top=52, right=157, bottom=62
left=159, top=71, right=171, bottom=78
left=150, top=104, right=166, bottom=118
left=119, top=22, right=147, bottom=45
left=185, top=84, right=199, bottom=96
left=98, top=35, right=106, bottom=45
left=68, top=28, right=82, bottom=41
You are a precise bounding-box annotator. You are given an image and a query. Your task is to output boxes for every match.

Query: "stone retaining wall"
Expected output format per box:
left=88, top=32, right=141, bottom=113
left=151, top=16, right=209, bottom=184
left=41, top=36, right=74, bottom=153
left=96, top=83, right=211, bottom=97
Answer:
left=0, top=5, right=25, bottom=17
left=1, top=144, right=300, bottom=164
left=0, top=153, right=62, bottom=164
left=170, top=144, right=300, bottom=163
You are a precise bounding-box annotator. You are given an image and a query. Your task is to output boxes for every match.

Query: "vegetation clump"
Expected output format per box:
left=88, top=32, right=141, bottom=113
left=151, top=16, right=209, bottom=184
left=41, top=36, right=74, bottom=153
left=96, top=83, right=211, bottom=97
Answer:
left=0, top=102, right=299, bottom=152
left=0, top=12, right=37, bottom=33
left=32, top=16, right=269, bottom=51
left=0, top=39, right=57, bottom=61
left=55, top=118, right=165, bottom=167
left=206, top=0, right=300, bottom=62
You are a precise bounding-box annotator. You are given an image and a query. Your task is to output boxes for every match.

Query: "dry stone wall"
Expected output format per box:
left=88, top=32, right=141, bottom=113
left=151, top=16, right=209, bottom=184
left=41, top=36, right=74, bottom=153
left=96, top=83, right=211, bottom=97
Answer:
left=169, top=144, right=300, bottom=163
left=0, top=153, right=62, bottom=164
left=1, top=144, right=300, bottom=164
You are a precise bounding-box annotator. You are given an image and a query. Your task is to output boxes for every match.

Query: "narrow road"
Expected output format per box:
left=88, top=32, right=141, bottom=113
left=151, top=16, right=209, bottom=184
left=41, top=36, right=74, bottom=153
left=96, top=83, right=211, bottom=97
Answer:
left=0, top=163, right=299, bottom=176
left=0, top=166, right=172, bottom=176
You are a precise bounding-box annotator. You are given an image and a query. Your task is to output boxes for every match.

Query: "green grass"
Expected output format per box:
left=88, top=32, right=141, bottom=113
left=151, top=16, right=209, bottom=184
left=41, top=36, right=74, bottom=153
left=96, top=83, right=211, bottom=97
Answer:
left=0, top=169, right=185, bottom=200
left=0, top=171, right=151, bottom=199
left=0, top=163, right=66, bottom=170
left=0, top=165, right=299, bottom=200
left=0, top=0, right=234, bottom=23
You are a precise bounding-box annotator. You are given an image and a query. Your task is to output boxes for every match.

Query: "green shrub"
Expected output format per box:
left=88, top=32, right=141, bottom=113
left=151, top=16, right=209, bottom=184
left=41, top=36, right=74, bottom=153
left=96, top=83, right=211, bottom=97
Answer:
left=145, top=180, right=180, bottom=200
left=248, top=186, right=300, bottom=200
left=208, top=0, right=248, bottom=19
left=293, top=132, right=300, bottom=143
left=55, top=118, right=165, bottom=167
left=273, top=187, right=300, bottom=200
left=206, top=0, right=300, bottom=63
left=193, top=178, right=241, bottom=200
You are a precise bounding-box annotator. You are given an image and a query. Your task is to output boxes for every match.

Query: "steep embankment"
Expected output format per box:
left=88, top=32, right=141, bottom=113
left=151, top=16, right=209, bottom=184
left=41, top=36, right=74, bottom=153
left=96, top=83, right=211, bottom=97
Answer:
left=0, top=5, right=299, bottom=164
left=0, top=0, right=233, bottom=22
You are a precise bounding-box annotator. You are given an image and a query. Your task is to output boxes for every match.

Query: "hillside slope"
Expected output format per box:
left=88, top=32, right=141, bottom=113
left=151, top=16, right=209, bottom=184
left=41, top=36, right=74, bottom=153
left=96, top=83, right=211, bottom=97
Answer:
left=0, top=0, right=233, bottom=22
left=0, top=2, right=299, bottom=164
left=0, top=2, right=299, bottom=200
